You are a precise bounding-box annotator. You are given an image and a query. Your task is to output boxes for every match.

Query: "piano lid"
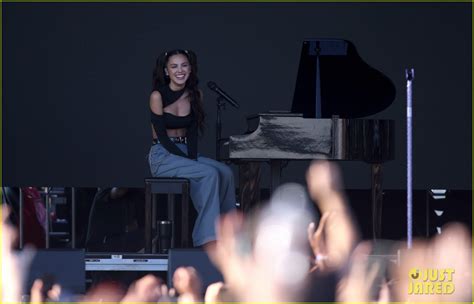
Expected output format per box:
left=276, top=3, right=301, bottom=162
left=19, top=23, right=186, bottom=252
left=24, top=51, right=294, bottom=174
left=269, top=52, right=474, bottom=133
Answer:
left=291, top=39, right=396, bottom=118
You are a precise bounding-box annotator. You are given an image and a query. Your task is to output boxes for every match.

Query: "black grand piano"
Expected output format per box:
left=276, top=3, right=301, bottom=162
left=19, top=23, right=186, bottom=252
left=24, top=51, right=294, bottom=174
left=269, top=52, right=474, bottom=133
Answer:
left=220, top=39, right=395, bottom=238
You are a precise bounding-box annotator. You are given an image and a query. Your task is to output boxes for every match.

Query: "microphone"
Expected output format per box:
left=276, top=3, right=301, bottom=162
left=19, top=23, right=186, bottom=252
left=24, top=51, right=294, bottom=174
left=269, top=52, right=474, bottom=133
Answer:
left=207, top=81, right=240, bottom=109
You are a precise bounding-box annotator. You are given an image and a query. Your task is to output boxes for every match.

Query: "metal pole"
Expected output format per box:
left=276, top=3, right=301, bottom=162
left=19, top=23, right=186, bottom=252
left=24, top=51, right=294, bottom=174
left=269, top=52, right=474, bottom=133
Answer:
left=216, top=102, right=221, bottom=158
left=216, top=97, right=224, bottom=159
left=406, top=68, right=414, bottom=249
left=145, top=182, right=152, bottom=253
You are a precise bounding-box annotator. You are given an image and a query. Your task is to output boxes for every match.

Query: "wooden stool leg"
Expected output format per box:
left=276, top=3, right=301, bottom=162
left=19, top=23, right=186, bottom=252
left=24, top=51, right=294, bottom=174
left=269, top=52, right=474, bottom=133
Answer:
left=151, top=194, right=157, bottom=253
left=145, top=182, right=152, bottom=253
left=167, top=194, right=175, bottom=248
left=152, top=195, right=156, bottom=231
left=181, top=183, right=190, bottom=247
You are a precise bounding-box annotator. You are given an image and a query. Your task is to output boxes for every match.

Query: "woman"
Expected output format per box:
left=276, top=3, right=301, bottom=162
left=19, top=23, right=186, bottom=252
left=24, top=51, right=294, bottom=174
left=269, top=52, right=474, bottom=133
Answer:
left=148, top=49, right=236, bottom=248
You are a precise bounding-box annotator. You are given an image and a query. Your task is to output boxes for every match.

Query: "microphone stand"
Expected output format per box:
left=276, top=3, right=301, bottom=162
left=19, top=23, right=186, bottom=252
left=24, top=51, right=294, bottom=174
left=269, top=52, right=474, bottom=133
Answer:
left=215, top=96, right=226, bottom=160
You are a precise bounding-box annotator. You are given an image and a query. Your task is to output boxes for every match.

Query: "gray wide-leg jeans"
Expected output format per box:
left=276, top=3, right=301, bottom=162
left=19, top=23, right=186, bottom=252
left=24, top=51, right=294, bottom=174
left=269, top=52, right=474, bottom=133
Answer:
left=148, top=143, right=237, bottom=246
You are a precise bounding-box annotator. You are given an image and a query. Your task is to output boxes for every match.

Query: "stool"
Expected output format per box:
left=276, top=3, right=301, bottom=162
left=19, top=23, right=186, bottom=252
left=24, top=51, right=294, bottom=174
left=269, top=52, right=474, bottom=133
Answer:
left=145, top=178, right=191, bottom=253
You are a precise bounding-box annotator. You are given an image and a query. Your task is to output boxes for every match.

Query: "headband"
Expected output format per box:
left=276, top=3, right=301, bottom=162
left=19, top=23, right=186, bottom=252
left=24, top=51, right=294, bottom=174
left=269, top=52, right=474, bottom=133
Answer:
left=164, top=49, right=189, bottom=57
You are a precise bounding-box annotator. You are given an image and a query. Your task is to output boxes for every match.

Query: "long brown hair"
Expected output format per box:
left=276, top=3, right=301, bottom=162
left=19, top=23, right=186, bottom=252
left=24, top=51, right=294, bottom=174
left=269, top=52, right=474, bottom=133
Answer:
left=152, top=49, right=205, bottom=133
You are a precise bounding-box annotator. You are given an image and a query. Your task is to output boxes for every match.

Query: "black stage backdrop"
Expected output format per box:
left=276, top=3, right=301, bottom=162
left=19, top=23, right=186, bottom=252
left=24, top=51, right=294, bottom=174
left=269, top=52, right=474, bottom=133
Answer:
left=3, top=3, right=471, bottom=189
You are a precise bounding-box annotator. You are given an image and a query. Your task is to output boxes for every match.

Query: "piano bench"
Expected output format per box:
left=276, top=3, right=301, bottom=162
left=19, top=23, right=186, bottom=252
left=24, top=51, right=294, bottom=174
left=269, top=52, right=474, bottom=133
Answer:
left=144, top=177, right=192, bottom=253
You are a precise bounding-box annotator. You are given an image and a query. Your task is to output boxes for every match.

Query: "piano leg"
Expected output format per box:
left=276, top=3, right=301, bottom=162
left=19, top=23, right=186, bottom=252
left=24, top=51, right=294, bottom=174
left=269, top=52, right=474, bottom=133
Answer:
left=238, top=162, right=261, bottom=213
left=270, top=160, right=282, bottom=194
left=371, top=163, right=383, bottom=239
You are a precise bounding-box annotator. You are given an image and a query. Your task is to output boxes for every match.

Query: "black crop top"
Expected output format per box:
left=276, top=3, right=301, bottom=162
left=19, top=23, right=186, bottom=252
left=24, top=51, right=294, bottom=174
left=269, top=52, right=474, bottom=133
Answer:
left=150, top=85, right=198, bottom=159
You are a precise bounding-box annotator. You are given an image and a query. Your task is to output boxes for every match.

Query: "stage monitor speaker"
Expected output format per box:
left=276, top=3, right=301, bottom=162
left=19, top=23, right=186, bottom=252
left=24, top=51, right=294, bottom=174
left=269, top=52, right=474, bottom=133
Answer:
left=23, top=249, right=85, bottom=295
left=167, top=248, right=223, bottom=291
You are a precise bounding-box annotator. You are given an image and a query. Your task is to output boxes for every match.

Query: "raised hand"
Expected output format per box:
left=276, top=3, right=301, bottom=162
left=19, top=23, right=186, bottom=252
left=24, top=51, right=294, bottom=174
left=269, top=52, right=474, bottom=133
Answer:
left=305, top=161, right=358, bottom=272
left=307, top=212, right=331, bottom=271
left=337, top=242, right=382, bottom=302
left=121, top=274, right=163, bottom=303
left=306, top=160, right=344, bottom=210
left=204, top=282, right=225, bottom=303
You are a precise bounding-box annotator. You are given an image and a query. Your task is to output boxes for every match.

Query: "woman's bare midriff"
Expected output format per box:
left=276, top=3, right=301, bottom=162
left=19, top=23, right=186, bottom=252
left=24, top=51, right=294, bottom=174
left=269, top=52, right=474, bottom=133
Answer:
left=151, top=125, right=187, bottom=141
left=165, top=127, right=187, bottom=137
